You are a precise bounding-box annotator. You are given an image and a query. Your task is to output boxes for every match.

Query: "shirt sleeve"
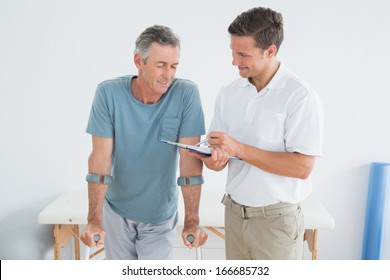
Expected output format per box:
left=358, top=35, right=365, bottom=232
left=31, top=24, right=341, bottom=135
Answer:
left=86, top=83, right=114, bottom=138
left=285, top=91, right=323, bottom=156
left=178, top=84, right=206, bottom=138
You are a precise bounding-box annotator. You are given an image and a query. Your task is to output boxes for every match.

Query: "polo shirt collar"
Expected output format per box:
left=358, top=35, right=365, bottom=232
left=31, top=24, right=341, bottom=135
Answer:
left=237, top=63, right=289, bottom=90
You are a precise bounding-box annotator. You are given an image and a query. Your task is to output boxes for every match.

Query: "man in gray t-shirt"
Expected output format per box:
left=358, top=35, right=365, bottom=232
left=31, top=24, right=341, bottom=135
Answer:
left=80, top=25, right=208, bottom=260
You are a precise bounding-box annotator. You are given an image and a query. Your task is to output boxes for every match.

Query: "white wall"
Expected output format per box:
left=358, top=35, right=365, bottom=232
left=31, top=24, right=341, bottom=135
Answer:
left=1, top=0, right=389, bottom=260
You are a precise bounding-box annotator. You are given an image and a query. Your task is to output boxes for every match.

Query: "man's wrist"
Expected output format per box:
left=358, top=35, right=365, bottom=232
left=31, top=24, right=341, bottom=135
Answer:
left=184, top=217, right=200, bottom=227
left=236, top=143, right=243, bottom=159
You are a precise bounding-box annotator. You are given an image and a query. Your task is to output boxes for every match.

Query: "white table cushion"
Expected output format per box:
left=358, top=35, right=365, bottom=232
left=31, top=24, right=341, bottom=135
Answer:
left=38, top=191, right=335, bottom=231
left=301, top=197, right=335, bottom=230
left=38, top=191, right=88, bottom=225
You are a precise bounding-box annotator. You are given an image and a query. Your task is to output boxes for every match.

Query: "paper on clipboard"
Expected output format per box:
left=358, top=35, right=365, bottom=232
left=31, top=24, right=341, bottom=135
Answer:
left=161, top=140, right=241, bottom=160
left=161, top=140, right=212, bottom=155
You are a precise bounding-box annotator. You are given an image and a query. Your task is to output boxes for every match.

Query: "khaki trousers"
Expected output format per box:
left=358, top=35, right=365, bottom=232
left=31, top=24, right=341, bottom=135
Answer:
left=222, top=194, right=304, bottom=260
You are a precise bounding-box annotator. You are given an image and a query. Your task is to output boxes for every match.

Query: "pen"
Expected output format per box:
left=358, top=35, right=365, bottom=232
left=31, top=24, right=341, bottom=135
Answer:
left=195, top=139, right=241, bottom=160
left=195, top=138, right=209, bottom=146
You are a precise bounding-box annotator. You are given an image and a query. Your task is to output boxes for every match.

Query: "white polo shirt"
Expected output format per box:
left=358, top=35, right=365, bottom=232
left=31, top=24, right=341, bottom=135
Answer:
left=209, top=64, right=323, bottom=207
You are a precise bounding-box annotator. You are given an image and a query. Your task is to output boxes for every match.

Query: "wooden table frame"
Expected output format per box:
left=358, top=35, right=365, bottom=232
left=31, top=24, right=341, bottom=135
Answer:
left=53, top=224, right=81, bottom=260
left=39, top=192, right=334, bottom=260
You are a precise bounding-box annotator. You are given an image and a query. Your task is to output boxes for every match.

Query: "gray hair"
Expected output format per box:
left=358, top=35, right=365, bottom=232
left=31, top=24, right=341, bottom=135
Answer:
left=134, top=25, right=181, bottom=62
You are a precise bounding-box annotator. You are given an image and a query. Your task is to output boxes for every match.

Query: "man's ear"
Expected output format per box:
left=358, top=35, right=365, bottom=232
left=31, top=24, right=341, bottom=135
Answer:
left=266, top=45, right=278, bottom=57
left=134, top=53, right=143, bottom=69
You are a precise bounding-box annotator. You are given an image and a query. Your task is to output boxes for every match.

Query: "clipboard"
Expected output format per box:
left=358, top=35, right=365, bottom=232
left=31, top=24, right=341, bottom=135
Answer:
left=161, top=140, right=241, bottom=160
left=162, top=140, right=212, bottom=155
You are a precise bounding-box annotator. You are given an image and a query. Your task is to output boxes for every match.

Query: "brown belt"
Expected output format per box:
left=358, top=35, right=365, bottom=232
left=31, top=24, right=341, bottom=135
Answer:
left=221, top=194, right=300, bottom=219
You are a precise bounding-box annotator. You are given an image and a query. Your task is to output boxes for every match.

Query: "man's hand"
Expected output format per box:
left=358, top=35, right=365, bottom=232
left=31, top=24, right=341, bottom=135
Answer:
left=188, top=148, right=230, bottom=171
left=208, top=131, right=241, bottom=157
left=80, top=224, right=105, bottom=248
left=181, top=225, right=208, bottom=249
left=188, top=131, right=237, bottom=171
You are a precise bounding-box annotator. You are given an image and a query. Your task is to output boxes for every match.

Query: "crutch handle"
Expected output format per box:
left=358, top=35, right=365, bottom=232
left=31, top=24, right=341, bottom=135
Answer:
left=93, top=234, right=100, bottom=243
left=186, top=234, right=202, bottom=260
left=186, top=234, right=195, bottom=244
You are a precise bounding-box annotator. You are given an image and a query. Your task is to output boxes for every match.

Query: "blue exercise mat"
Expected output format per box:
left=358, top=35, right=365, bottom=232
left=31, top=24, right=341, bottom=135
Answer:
left=362, top=162, right=390, bottom=260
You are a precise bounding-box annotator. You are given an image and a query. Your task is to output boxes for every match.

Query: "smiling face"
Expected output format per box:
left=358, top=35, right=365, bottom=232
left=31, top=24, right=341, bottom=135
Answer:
left=135, top=42, right=180, bottom=97
left=230, top=35, right=269, bottom=79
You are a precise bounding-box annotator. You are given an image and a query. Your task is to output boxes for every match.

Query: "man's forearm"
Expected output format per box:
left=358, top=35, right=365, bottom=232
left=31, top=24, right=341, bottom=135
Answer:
left=178, top=137, right=204, bottom=227
left=87, top=146, right=112, bottom=225
left=87, top=184, right=108, bottom=225
left=236, top=142, right=315, bottom=179
left=181, top=185, right=201, bottom=226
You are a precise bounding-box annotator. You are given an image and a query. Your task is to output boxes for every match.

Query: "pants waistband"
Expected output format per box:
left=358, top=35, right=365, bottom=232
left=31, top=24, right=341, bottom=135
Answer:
left=221, top=194, right=300, bottom=219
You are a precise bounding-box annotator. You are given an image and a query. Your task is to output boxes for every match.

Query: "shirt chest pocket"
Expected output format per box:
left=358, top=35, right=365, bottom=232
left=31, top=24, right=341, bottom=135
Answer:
left=255, top=109, right=286, bottom=143
left=159, top=117, right=181, bottom=142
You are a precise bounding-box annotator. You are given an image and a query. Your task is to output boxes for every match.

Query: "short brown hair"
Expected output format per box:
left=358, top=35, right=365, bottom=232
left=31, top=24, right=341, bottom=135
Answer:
left=228, top=7, right=284, bottom=52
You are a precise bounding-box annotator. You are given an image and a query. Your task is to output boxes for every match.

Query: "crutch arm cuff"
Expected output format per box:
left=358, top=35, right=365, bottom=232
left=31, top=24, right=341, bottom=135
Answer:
left=177, top=175, right=204, bottom=186
left=86, top=173, right=114, bottom=185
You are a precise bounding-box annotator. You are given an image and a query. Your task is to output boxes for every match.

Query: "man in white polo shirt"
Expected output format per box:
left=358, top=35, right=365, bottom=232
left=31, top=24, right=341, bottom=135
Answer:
left=189, top=7, right=323, bottom=259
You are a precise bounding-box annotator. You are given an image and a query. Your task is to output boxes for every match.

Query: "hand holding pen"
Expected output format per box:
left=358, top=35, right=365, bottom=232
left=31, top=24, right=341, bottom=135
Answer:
left=195, top=138, right=209, bottom=146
